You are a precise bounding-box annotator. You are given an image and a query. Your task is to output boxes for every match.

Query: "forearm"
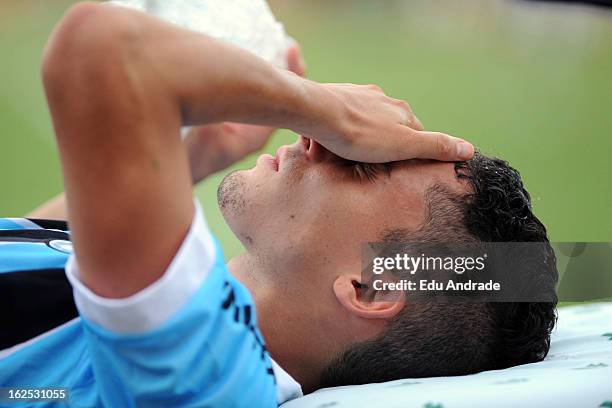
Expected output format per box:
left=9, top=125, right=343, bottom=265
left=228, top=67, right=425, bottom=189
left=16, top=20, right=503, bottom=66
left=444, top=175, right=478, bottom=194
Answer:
left=97, top=3, right=328, bottom=132
left=42, top=1, right=455, bottom=298
left=169, top=32, right=319, bottom=130
left=42, top=2, right=329, bottom=297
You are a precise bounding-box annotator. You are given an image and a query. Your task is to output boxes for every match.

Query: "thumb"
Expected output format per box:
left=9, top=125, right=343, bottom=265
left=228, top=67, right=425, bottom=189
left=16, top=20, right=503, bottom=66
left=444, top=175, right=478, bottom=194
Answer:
left=287, top=43, right=307, bottom=77
left=403, top=130, right=475, bottom=162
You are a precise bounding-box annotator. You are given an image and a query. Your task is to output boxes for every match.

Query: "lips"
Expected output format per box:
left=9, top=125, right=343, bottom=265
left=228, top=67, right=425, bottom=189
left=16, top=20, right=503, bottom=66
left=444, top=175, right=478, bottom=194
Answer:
left=275, top=146, right=289, bottom=171
left=256, top=153, right=278, bottom=171
left=258, top=137, right=311, bottom=172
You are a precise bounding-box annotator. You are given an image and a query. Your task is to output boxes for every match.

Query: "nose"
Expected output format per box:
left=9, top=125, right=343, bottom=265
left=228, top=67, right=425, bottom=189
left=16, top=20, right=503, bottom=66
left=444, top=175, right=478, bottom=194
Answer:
left=301, top=135, right=335, bottom=163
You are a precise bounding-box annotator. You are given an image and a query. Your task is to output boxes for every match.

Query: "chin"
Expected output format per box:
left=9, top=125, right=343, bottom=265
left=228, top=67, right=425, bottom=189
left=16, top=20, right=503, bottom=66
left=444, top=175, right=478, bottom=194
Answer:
left=218, top=170, right=247, bottom=218
left=218, top=170, right=258, bottom=247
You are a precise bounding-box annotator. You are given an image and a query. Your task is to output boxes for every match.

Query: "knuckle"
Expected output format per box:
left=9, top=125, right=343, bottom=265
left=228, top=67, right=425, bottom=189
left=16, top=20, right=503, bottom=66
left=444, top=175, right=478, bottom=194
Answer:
left=395, top=99, right=411, bottom=112
left=367, top=84, right=383, bottom=93
left=435, top=133, right=453, bottom=156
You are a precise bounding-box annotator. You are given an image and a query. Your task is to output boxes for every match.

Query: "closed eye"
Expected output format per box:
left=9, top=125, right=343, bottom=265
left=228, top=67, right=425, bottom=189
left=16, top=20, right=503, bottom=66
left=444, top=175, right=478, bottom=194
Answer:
left=350, top=162, right=393, bottom=183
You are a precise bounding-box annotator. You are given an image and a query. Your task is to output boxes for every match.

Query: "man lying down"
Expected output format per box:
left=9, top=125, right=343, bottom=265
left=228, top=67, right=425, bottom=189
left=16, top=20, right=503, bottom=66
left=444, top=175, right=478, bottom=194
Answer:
left=0, top=3, right=557, bottom=407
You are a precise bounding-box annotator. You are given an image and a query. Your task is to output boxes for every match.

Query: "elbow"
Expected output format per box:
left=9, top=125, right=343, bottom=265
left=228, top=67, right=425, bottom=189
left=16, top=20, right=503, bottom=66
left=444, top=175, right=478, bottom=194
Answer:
left=41, top=2, right=140, bottom=99
left=42, top=2, right=102, bottom=87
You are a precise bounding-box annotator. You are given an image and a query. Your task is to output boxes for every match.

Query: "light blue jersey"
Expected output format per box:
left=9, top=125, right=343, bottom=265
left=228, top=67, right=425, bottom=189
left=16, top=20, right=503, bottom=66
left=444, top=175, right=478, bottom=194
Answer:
left=0, top=202, right=299, bottom=407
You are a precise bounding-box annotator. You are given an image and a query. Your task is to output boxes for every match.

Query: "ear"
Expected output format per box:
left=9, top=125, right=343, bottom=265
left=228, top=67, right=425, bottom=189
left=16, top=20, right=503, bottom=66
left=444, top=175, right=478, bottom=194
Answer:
left=332, top=274, right=405, bottom=320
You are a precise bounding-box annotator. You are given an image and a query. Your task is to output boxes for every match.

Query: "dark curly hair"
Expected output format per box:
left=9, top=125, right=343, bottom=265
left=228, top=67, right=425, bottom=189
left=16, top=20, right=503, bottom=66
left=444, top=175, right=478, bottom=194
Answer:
left=320, top=152, right=558, bottom=387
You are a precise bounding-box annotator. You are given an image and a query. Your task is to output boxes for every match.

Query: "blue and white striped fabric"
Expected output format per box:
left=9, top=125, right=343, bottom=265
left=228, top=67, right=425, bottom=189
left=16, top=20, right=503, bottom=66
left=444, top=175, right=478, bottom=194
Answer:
left=0, top=201, right=285, bottom=407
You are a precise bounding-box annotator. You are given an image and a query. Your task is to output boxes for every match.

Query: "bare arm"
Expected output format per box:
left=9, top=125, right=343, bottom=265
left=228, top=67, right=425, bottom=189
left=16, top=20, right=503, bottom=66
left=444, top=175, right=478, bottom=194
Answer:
left=42, top=3, right=317, bottom=298
left=27, top=193, right=68, bottom=220
left=30, top=39, right=306, bottom=221
left=42, top=2, right=472, bottom=299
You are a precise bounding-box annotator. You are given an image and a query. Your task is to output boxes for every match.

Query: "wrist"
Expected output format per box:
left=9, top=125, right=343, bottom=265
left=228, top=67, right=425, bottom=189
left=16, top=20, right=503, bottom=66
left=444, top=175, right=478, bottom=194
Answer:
left=284, top=75, right=343, bottom=141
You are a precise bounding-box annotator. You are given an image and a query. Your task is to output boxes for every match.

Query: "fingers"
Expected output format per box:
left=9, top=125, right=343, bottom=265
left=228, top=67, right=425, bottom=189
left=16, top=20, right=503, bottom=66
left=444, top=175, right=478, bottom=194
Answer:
left=400, top=129, right=475, bottom=162
left=408, top=113, right=425, bottom=130
left=287, top=43, right=307, bottom=77
left=366, top=86, right=423, bottom=131
left=391, top=98, right=423, bottom=131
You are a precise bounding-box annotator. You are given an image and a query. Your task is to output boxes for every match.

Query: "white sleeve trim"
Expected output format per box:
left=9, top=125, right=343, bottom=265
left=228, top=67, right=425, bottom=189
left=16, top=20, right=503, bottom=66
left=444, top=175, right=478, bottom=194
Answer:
left=271, top=359, right=303, bottom=405
left=65, top=199, right=216, bottom=334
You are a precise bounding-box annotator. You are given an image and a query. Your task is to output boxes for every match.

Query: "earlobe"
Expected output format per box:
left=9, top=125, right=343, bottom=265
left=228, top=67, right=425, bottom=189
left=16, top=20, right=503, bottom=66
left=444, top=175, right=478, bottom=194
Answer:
left=332, top=275, right=405, bottom=320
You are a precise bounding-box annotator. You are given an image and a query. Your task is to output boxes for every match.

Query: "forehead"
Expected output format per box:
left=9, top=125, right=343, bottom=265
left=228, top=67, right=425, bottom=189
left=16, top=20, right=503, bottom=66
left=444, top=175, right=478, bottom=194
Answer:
left=390, top=159, right=469, bottom=196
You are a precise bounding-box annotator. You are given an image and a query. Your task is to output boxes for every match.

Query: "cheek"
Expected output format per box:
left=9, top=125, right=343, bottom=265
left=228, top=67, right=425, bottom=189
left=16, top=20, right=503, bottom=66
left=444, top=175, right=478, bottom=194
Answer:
left=242, top=164, right=380, bottom=243
left=232, top=172, right=310, bottom=243
left=257, top=172, right=346, bottom=238
left=381, top=184, right=428, bottom=231
left=304, top=187, right=381, bottom=241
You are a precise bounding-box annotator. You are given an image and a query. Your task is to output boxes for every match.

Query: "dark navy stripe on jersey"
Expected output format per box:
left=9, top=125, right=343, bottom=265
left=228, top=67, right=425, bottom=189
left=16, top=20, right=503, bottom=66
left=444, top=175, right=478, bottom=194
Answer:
left=26, top=219, right=69, bottom=231
left=0, top=268, right=77, bottom=349
left=0, top=221, right=76, bottom=349
left=0, top=208, right=281, bottom=407
left=0, top=229, right=70, bottom=242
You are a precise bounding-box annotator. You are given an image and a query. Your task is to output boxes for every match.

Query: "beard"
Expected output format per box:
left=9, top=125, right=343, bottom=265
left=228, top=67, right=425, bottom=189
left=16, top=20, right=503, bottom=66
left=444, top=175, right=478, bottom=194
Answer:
left=217, top=170, right=247, bottom=217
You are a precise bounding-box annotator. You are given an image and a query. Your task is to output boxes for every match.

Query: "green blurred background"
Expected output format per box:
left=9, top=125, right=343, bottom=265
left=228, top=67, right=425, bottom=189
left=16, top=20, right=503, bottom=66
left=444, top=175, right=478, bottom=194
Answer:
left=1, top=0, right=611, bottom=262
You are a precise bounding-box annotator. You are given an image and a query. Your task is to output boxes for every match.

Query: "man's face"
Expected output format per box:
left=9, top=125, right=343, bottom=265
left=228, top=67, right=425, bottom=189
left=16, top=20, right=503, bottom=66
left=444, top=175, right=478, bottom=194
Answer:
left=218, top=136, right=466, bottom=279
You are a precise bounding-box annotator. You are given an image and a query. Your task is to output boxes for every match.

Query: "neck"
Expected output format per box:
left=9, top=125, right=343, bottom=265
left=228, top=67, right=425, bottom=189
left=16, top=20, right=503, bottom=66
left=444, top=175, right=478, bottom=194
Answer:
left=227, top=253, right=325, bottom=393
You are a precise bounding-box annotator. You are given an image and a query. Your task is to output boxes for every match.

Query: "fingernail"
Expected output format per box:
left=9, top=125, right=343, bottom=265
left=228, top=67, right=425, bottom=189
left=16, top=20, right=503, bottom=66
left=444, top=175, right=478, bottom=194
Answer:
left=456, top=141, right=474, bottom=160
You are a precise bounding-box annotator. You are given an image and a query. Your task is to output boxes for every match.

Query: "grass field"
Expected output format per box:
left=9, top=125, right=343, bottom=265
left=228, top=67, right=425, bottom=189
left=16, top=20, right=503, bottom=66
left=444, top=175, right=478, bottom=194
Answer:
left=1, top=0, right=611, bottom=262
